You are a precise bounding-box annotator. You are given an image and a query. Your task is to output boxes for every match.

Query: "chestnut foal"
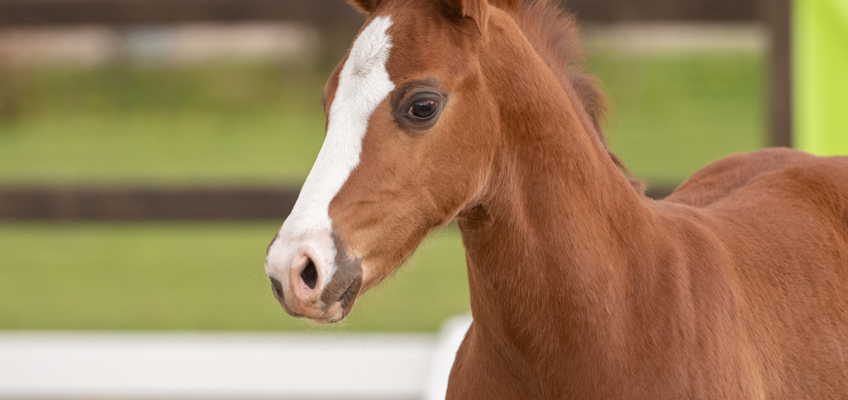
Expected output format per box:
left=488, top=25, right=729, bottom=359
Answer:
left=265, top=0, right=848, bottom=398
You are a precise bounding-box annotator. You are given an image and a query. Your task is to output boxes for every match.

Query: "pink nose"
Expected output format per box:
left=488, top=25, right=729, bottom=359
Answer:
left=268, top=254, right=327, bottom=319
left=266, top=231, right=363, bottom=324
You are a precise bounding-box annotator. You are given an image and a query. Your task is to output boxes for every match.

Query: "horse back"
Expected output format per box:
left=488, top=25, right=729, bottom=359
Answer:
left=663, top=149, right=848, bottom=397
left=664, top=148, right=816, bottom=207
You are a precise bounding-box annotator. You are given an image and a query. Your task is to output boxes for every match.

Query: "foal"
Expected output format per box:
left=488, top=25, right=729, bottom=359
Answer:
left=265, top=0, right=848, bottom=398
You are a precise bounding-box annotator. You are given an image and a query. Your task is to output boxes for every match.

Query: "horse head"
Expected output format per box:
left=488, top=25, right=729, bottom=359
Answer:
left=264, top=0, right=594, bottom=323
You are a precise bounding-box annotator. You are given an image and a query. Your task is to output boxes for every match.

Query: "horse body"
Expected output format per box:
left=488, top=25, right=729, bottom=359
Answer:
left=448, top=12, right=848, bottom=396
left=265, top=0, right=848, bottom=397
left=451, top=146, right=848, bottom=398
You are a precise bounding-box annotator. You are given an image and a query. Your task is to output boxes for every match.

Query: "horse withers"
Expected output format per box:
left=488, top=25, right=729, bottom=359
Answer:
left=265, top=0, right=848, bottom=398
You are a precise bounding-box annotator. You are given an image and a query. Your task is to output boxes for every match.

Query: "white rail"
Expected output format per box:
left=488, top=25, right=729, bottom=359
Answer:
left=0, top=316, right=472, bottom=400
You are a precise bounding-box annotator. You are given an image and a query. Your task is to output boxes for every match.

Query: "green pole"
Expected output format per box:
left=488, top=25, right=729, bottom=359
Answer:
left=794, top=0, right=848, bottom=156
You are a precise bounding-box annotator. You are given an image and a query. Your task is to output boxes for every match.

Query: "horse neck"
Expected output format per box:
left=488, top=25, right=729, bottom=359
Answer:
left=457, top=26, right=658, bottom=362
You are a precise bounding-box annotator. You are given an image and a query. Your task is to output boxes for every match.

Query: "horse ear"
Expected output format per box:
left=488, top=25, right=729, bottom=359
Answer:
left=347, top=0, right=381, bottom=14
left=439, top=0, right=490, bottom=36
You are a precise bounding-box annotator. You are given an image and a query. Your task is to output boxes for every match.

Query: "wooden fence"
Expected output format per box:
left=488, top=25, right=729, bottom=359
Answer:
left=0, top=188, right=299, bottom=221
left=0, top=0, right=790, bottom=220
left=0, top=0, right=759, bottom=25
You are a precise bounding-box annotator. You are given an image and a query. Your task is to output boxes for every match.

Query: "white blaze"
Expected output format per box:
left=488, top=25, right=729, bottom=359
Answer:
left=267, top=16, right=395, bottom=284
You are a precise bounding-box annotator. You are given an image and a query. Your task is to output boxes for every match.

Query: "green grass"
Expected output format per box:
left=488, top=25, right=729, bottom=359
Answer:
left=590, top=51, right=767, bottom=183
left=0, top=63, right=327, bottom=186
left=0, top=52, right=768, bottom=330
left=0, top=53, right=766, bottom=186
left=0, top=223, right=469, bottom=331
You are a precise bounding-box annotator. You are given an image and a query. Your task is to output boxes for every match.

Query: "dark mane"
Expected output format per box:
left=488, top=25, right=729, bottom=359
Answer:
left=494, top=0, right=632, bottom=175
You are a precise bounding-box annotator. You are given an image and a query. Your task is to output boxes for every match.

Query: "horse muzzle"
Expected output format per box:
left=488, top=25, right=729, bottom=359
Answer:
left=265, top=229, right=363, bottom=324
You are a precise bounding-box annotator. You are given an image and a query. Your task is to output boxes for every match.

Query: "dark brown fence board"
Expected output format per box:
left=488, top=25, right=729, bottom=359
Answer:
left=0, top=0, right=758, bottom=27
left=0, top=188, right=299, bottom=220
left=645, top=185, right=676, bottom=200
left=0, top=0, right=363, bottom=29
left=0, top=186, right=676, bottom=221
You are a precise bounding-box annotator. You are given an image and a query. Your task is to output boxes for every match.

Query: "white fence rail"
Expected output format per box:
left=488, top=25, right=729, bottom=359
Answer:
left=0, top=316, right=472, bottom=400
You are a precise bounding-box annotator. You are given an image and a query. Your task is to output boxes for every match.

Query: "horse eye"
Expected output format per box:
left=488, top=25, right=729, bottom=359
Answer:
left=407, top=99, right=439, bottom=120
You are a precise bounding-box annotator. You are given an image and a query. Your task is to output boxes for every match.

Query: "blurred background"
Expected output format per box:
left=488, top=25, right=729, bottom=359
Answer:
left=0, top=0, right=806, bottom=398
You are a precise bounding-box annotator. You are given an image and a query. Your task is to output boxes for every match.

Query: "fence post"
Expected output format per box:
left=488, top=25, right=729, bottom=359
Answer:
left=763, top=0, right=794, bottom=148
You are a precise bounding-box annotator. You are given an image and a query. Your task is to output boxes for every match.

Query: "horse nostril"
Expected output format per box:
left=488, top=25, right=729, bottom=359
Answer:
left=270, top=275, right=285, bottom=299
left=301, top=257, right=318, bottom=290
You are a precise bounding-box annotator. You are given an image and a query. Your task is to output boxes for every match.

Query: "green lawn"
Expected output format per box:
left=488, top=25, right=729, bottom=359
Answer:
left=0, top=223, right=469, bottom=331
left=591, top=52, right=767, bottom=183
left=0, top=51, right=767, bottom=330
left=0, top=64, right=327, bottom=186
left=0, top=52, right=766, bottom=186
